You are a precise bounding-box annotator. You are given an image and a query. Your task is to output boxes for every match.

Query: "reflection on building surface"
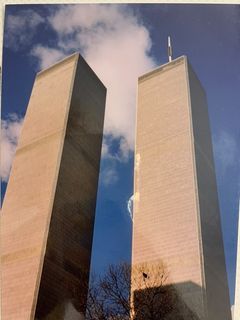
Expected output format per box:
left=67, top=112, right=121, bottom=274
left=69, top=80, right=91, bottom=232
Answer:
left=34, top=54, right=106, bottom=319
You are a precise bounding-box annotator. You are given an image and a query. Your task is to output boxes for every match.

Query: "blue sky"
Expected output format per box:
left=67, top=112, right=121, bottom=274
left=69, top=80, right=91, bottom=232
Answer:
left=1, top=4, right=239, bottom=305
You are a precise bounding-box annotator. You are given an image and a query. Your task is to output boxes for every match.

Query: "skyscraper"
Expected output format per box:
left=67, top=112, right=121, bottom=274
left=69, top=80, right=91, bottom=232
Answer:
left=132, top=56, right=231, bottom=319
left=1, top=53, right=106, bottom=320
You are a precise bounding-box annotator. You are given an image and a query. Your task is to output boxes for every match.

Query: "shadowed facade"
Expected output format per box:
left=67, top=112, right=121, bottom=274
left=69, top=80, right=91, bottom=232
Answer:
left=133, top=281, right=201, bottom=320
left=132, top=56, right=231, bottom=319
left=1, top=53, right=106, bottom=320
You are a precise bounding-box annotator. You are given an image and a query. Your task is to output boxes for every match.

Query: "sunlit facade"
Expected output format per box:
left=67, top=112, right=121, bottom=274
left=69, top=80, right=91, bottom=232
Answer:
left=132, top=56, right=231, bottom=319
left=1, top=53, right=106, bottom=320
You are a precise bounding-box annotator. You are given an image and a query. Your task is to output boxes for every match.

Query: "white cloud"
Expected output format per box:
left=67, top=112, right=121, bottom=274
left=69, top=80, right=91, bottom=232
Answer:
left=5, top=9, right=45, bottom=51
left=1, top=114, right=23, bottom=182
left=31, top=4, right=156, bottom=159
left=214, top=131, right=238, bottom=172
left=101, top=166, right=119, bottom=186
left=101, top=136, right=131, bottom=163
left=101, top=139, right=110, bottom=158
left=31, top=45, right=65, bottom=70
left=100, top=136, right=132, bottom=187
left=3, top=5, right=155, bottom=183
left=119, top=137, right=131, bottom=162
left=127, top=194, right=134, bottom=220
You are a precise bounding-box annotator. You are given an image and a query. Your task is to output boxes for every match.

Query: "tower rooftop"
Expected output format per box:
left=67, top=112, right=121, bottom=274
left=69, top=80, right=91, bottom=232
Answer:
left=139, top=55, right=187, bottom=83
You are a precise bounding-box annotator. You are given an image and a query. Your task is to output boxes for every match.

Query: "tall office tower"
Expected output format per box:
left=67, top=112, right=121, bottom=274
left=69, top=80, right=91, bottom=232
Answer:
left=1, top=53, right=106, bottom=320
left=234, top=203, right=240, bottom=320
left=132, top=56, right=231, bottom=320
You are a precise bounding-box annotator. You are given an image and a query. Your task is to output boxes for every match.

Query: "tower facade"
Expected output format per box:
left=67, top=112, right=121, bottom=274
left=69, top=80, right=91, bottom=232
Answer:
left=132, top=56, right=231, bottom=319
left=1, top=53, right=106, bottom=320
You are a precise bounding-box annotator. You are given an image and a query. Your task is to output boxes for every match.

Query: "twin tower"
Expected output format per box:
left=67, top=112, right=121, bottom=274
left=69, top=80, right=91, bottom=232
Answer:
left=1, top=53, right=231, bottom=319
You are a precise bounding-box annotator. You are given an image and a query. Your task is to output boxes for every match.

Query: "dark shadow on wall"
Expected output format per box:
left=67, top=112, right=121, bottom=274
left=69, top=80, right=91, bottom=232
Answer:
left=34, top=200, right=95, bottom=320
left=133, top=281, right=202, bottom=320
left=34, top=54, right=105, bottom=320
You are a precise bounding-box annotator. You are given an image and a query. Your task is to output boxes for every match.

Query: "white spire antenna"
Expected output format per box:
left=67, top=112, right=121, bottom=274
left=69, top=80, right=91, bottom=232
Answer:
left=168, top=36, right=173, bottom=62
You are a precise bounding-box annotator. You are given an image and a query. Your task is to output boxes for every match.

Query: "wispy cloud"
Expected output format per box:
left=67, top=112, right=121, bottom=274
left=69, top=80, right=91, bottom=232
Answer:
left=30, top=4, right=156, bottom=159
left=101, top=136, right=131, bottom=163
left=101, top=166, right=119, bottom=187
left=4, top=9, right=45, bottom=51
left=1, top=114, right=23, bottom=182
left=3, top=5, right=156, bottom=186
left=214, top=131, right=239, bottom=173
left=31, top=45, right=65, bottom=69
left=127, top=194, right=134, bottom=220
left=100, top=136, right=132, bottom=187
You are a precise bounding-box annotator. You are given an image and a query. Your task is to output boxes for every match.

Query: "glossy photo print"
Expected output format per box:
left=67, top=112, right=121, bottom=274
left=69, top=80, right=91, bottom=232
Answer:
left=1, top=4, right=239, bottom=320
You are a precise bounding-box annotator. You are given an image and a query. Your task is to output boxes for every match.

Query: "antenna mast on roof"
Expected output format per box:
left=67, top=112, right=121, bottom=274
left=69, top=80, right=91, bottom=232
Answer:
left=168, top=36, right=173, bottom=62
